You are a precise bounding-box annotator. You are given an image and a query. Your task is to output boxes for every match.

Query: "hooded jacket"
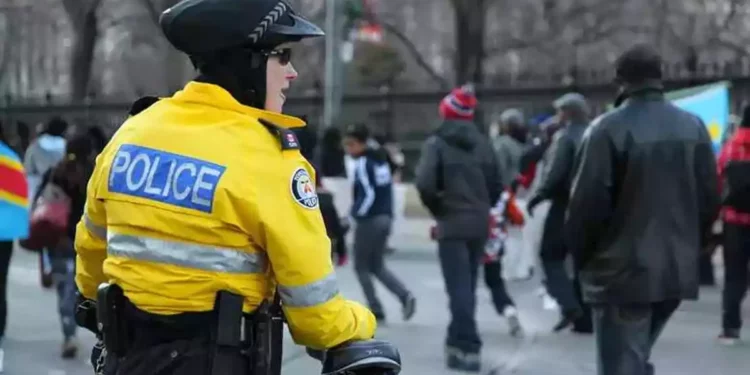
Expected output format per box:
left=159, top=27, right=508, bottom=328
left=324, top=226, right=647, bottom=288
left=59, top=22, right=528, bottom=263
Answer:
left=24, top=134, right=66, bottom=199
left=415, top=120, right=503, bottom=240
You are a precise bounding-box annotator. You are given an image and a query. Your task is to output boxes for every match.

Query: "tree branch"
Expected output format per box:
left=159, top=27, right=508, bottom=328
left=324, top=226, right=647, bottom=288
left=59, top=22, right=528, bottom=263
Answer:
left=380, top=21, right=449, bottom=89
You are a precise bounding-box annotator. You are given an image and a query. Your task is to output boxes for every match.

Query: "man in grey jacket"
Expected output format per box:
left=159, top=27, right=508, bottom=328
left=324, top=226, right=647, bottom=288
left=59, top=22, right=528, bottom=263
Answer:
left=415, top=84, right=503, bottom=373
left=527, top=93, right=592, bottom=333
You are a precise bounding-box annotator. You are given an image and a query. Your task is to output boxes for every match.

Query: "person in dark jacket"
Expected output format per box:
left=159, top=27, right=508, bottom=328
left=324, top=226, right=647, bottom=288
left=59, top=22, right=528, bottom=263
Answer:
left=527, top=92, right=592, bottom=334
left=343, top=123, right=416, bottom=323
left=566, top=44, right=720, bottom=375
left=715, top=104, right=750, bottom=345
left=294, top=121, right=350, bottom=266
left=34, top=134, right=95, bottom=359
left=414, top=83, right=504, bottom=372
left=317, top=127, right=347, bottom=177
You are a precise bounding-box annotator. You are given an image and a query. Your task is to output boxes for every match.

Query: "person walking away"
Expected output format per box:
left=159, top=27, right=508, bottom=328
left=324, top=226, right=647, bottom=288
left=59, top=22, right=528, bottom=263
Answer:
left=0, top=133, right=30, bottom=373
left=526, top=93, right=592, bottom=333
left=296, top=124, right=350, bottom=267
left=566, top=44, right=720, bottom=375
left=716, top=104, right=750, bottom=345
left=317, top=127, right=347, bottom=177
left=491, top=109, right=532, bottom=280
left=343, top=123, right=416, bottom=323
left=414, top=83, right=504, bottom=372
left=23, top=117, right=68, bottom=288
left=34, top=135, right=95, bottom=359
left=317, top=177, right=350, bottom=266
left=24, top=117, right=68, bottom=198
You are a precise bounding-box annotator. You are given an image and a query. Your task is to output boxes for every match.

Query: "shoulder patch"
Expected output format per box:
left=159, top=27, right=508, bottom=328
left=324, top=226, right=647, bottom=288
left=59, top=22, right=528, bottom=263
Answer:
left=289, top=167, right=318, bottom=209
left=108, top=144, right=226, bottom=213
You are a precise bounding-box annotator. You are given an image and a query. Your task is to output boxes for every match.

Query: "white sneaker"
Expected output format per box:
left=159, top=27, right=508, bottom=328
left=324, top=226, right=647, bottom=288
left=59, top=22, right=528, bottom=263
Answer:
left=542, top=294, right=559, bottom=311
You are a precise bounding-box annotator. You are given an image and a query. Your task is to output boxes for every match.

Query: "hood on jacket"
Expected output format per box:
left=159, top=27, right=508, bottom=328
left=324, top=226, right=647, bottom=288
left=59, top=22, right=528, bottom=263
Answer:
left=436, top=119, right=478, bottom=151
left=363, top=143, right=390, bottom=163
left=36, top=134, right=67, bottom=153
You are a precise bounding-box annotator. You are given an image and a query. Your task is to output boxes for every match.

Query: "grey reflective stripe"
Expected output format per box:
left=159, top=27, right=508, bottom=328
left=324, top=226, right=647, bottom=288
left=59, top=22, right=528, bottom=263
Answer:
left=278, top=272, right=339, bottom=307
left=107, top=233, right=267, bottom=274
left=83, top=214, right=107, bottom=239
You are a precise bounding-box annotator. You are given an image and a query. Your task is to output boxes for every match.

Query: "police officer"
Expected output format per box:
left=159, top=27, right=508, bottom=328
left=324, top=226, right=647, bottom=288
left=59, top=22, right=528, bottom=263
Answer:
left=74, top=1, right=377, bottom=374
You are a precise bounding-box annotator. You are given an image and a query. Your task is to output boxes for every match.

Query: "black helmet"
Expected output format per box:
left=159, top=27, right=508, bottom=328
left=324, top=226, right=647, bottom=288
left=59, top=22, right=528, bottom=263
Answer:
left=160, top=0, right=324, bottom=56
left=159, top=0, right=324, bottom=110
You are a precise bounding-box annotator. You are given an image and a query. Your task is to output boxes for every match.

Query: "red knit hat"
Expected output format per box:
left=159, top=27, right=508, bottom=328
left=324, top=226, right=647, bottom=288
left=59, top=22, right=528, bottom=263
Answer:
left=439, top=83, right=478, bottom=120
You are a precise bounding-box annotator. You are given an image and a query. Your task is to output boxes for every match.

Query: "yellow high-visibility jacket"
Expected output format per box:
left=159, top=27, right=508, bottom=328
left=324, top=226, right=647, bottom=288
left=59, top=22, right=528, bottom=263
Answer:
left=74, top=81, right=376, bottom=349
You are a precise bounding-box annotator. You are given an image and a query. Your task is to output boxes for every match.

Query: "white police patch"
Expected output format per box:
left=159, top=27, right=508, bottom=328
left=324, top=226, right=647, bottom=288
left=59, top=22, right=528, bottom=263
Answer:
left=290, top=167, right=318, bottom=209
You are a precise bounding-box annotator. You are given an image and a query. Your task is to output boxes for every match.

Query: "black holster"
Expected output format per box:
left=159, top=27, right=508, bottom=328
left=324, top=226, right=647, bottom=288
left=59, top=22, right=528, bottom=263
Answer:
left=96, top=283, right=130, bottom=357
left=247, top=292, right=284, bottom=375
left=210, top=290, right=244, bottom=375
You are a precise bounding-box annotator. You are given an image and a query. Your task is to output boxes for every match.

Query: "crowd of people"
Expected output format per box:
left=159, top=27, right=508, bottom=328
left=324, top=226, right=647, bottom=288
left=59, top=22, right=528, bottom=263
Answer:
left=0, top=38, right=748, bottom=375
left=0, top=117, right=107, bottom=370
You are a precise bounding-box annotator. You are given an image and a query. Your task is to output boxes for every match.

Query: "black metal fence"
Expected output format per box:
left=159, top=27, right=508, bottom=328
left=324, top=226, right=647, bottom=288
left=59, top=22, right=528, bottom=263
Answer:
left=3, top=68, right=750, bottom=180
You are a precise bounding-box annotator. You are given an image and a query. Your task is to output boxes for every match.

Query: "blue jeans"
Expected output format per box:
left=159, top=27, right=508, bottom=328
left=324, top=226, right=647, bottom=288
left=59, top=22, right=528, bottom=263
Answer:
left=437, top=239, right=484, bottom=354
left=592, top=300, right=680, bottom=375
left=50, top=253, right=77, bottom=340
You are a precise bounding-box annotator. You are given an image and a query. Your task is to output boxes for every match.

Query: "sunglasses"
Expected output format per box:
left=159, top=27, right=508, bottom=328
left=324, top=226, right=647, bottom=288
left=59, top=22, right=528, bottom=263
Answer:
left=265, top=48, right=292, bottom=65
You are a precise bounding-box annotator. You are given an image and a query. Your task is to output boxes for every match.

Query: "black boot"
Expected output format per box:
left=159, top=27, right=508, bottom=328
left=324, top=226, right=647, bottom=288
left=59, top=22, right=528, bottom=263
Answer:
left=553, top=308, right=581, bottom=332
left=445, top=346, right=481, bottom=373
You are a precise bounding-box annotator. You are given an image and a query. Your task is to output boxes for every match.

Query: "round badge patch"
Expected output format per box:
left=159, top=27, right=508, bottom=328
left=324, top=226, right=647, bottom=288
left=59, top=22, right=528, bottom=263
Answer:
left=290, top=167, right=319, bottom=209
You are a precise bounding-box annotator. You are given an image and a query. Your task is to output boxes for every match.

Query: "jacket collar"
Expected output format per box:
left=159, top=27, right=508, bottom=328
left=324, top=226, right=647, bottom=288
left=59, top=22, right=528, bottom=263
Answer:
left=615, top=80, right=664, bottom=107
left=172, top=81, right=306, bottom=129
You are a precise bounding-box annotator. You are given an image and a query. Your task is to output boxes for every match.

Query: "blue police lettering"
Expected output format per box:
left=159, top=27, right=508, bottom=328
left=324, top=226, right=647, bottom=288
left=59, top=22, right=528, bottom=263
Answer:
left=109, top=144, right=226, bottom=213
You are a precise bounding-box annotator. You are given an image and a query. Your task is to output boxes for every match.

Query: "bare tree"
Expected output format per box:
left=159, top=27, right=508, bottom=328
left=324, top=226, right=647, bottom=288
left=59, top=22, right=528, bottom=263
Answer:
left=62, top=0, right=103, bottom=101
left=0, top=8, right=16, bottom=92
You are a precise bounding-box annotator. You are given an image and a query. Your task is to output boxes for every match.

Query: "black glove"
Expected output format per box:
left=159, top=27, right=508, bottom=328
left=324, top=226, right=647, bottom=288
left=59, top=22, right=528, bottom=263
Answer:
left=526, top=195, right=544, bottom=218
left=306, top=347, right=325, bottom=362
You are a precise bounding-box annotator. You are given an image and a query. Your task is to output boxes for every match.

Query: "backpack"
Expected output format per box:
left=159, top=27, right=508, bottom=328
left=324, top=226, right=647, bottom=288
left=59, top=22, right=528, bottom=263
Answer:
left=722, top=159, right=750, bottom=213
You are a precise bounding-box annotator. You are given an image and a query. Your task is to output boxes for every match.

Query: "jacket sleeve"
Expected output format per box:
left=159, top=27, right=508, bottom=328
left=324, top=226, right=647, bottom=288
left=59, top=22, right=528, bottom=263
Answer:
left=716, top=137, right=731, bottom=192
left=352, top=157, right=375, bottom=217
left=250, top=162, right=375, bottom=350
left=694, top=121, right=720, bottom=243
left=414, top=138, right=441, bottom=216
left=74, top=154, right=109, bottom=300
left=485, top=142, right=504, bottom=205
left=536, top=133, right=575, bottom=200
left=566, top=124, right=614, bottom=269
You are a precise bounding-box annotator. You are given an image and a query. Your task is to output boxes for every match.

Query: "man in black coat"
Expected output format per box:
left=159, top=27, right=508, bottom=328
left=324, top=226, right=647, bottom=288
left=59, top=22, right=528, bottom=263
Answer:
left=566, top=44, right=720, bottom=375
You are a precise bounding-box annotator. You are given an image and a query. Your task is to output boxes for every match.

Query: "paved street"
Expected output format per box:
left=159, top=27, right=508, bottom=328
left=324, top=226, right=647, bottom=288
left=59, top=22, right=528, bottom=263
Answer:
left=4, top=241, right=750, bottom=374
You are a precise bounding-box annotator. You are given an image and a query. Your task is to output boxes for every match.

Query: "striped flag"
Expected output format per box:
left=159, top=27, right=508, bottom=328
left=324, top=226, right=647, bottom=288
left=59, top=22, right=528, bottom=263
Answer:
left=0, top=142, right=29, bottom=240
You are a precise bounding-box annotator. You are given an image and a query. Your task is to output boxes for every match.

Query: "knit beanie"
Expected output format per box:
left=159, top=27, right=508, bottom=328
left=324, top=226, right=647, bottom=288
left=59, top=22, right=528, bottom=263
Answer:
left=439, top=83, right=478, bottom=120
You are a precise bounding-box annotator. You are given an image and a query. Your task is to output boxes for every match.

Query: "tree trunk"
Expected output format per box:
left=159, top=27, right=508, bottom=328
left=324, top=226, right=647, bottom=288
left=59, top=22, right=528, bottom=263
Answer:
left=453, top=0, right=486, bottom=86
left=63, top=0, right=102, bottom=102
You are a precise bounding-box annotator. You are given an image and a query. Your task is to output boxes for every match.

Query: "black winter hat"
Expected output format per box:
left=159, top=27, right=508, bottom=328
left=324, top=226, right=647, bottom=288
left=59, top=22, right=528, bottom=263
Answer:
left=615, top=44, right=663, bottom=83
left=160, top=0, right=324, bottom=56
left=45, top=116, right=69, bottom=137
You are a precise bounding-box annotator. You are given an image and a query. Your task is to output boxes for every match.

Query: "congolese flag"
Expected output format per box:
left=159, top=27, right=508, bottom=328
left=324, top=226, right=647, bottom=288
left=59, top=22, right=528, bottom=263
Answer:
left=0, top=142, right=29, bottom=240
